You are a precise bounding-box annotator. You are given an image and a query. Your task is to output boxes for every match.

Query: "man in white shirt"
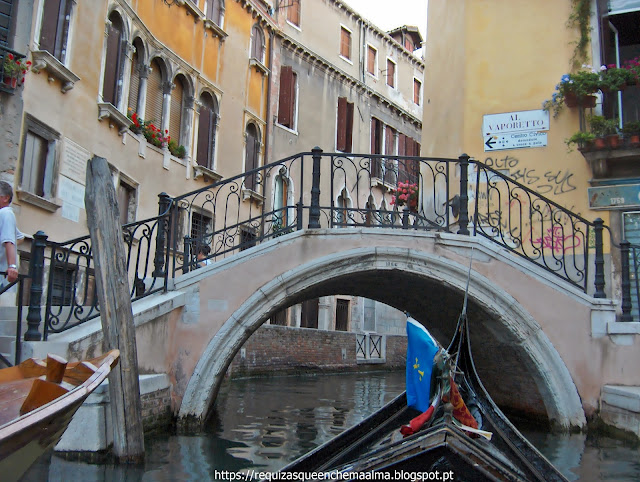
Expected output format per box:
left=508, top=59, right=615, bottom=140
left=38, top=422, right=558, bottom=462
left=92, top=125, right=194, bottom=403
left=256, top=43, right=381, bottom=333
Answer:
left=0, top=181, right=18, bottom=288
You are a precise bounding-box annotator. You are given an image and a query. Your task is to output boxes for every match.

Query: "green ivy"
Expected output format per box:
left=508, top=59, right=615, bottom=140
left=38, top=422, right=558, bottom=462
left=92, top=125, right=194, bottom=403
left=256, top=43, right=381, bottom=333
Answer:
left=568, top=0, right=592, bottom=68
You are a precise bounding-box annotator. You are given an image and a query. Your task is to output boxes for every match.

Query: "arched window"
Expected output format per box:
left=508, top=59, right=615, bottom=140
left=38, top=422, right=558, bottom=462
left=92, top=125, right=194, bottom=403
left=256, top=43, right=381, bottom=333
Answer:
left=245, top=123, right=260, bottom=191
left=251, top=24, right=265, bottom=63
left=145, top=58, right=164, bottom=127
left=273, top=167, right=290, bottom=231
left=169, top=75, right=185, bottom=145
left=128, top=38, right=145, bottom=114
left=196, top=92, right=219, bottom=169
left=102, top=12, right=125, bottom=107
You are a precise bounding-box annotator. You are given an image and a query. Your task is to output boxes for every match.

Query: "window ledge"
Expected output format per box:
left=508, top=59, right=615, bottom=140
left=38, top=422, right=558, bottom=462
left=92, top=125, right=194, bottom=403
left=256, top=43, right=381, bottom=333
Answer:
left=204, top=20, right=228, bottom=40
left=194, top=165, right=223, bottom=182
left=242, top=188, right=265, bottom=205
left=30, top=50, right=80, bottom=93
left=16, top=190, right=62, bottom=212
left=250, top=58, right=269, bottom=75
left=177, top=0, right=204, bottom=21
left=97, top=103, right=131, bottom=135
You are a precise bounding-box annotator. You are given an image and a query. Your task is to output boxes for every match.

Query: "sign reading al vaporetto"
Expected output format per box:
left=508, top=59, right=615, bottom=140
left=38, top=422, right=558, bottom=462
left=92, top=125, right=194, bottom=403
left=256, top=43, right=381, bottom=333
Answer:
left=482, top=110, right=550, bottom=152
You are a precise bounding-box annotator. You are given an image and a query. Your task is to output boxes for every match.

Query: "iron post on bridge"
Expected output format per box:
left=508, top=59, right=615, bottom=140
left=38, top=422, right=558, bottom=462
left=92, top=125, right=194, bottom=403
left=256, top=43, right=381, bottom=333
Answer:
left=457, top=154, right=470, bottom=235
left=24, top=231, right=47, bottom=341
left=154, top=192, right=171, bottom=279
left=308, top=147, right=322, bottom=229
left=593, top=218, right=606, bottom=299
left=620, top=240, right=633, bottom=321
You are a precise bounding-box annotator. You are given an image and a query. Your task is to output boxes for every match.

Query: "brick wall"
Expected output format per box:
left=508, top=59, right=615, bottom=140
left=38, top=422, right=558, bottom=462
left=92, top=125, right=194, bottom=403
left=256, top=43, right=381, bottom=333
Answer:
left=140, top=387, right=172, bottom=432
left=228, top=325, right=407, bottom=377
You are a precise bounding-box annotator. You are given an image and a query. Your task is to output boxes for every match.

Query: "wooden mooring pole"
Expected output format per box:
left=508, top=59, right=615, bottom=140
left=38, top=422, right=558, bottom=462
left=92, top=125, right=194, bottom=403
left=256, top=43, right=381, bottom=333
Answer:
left=85, top=156, right=145, bottom=462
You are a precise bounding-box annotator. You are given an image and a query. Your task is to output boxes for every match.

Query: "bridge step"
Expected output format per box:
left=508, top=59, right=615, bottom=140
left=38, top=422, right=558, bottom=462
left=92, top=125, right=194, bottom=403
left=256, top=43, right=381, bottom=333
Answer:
left=600, top=385, right=640, bottom=440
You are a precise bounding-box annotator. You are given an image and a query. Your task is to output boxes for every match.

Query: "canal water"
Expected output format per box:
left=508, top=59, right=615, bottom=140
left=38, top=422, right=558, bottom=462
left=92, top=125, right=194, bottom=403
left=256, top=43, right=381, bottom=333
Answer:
left=24, top=371, right=640, bottom=481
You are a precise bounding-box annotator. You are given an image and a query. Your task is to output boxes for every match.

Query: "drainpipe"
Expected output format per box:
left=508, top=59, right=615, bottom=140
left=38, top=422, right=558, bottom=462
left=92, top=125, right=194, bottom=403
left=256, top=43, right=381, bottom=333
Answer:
left=264, top=30, right=274, bottom=165
left=608, top=21, right=623, bottom=128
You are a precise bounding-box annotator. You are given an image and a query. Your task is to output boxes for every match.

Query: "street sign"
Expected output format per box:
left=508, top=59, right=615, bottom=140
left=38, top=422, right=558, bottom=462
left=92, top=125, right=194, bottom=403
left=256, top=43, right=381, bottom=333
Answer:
left=588, top=184, right=640, bottom=209
left=484, top=131, right=548, bottom=151
left=483, top=110, right=549, bottom=151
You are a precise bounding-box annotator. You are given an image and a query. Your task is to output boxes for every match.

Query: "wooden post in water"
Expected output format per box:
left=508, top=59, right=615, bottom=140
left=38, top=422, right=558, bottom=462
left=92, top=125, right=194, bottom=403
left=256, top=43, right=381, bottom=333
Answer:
left=85, top=156, right=145, bottom=462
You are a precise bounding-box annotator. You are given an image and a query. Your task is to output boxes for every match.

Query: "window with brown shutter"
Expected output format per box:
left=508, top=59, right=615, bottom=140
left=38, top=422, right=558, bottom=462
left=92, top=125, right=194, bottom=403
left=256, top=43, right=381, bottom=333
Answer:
left=386, top=59, right=395, bottom=88
left=414, top=78, right=421, bottom=105
left=301, top=298, right=319, bottom=329
left=277, top=66, right=296, bottom=129
left=206, top=0, right=224, bottom=26
left=102, top=13, right=124, bottom=107
left=340, top=27, right=351, bottom=60
left=245, top=123, right=260, bottom=190
left=287, top=0, right=300, bottom=26
left=128, top=47, right=141, bottom=114
left=39, top=0, right=72, bottom=62
left=335, top=299, right=349, bottom=331
left=169, top=76, right=184, bottom=145
left=197, top=93, right=218, bottom=168
left=145, top=59, right=164, bottom=127
left=251, top=25, right=264, bottom=62
left=367, top=46, right=376, bottom=75
left=371, top=118, right=383, bottom=178
left=336, top=97, right=354, bottom=153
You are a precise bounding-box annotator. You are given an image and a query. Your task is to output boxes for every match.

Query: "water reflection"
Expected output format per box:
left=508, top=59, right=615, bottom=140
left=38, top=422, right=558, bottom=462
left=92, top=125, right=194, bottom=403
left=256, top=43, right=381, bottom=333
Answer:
left=23, top=371, right=640, bottom=481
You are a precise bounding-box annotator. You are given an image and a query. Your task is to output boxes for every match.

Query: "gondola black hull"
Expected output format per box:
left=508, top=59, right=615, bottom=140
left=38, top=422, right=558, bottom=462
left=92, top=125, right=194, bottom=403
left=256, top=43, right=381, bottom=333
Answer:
left=281, top=317, right=568, bottom=482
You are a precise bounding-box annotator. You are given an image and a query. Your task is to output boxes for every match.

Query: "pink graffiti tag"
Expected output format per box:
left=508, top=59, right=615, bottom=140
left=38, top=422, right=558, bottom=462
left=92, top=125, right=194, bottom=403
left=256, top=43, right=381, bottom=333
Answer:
left=533, top=226, right=581, bottom=254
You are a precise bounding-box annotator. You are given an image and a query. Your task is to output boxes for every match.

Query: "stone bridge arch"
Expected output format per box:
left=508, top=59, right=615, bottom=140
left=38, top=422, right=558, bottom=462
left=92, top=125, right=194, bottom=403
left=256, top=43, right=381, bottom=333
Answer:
left=177, top=233, right=587, bottom=430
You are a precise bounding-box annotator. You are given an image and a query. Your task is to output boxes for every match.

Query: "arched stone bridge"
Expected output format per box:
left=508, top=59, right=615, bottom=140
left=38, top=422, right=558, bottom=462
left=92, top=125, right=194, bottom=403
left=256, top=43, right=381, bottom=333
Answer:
left=117, top=226, right=638, bottom=431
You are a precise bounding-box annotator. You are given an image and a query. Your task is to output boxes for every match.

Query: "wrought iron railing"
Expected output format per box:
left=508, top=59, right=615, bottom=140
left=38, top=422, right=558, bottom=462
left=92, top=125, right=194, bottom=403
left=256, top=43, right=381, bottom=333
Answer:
left=21, top=147, right=638, bottom=346
left=39, top=211, right=170, bottom=340
left=471, top=162, right=601, bottom=293
left=171, top=150, right=457, bottom=273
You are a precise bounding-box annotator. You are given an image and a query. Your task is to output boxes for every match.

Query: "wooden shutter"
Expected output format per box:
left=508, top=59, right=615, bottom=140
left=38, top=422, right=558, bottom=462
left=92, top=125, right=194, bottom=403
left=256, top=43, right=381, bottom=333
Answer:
left=245, top=125, right=259, bottom=190
left=335, top=299, right=349, bottom=331
left=0, top=0, right=15, bottom=45
left=169, top=77, right=184, bottom=144
left=145, top=60, right=163, bottom=126
left=345, top=101, right=354, bottom=153
left=102, top=18, right=122, bottom=106
left=340, top=28, right=350, bottom=59
left=288, top=0, right=300, bottom=26
left=367, top=47, right=375, bottom=74
left=128, top=50, right=140, bottom=113
left=337, top=97, right=347, bottom=151
left=197, top=104, right=213, bottom=167
left=371, top=118, right=382, bottom=178
left=251, top=25, right=263, bottom=61
left=387, top=59, right=395, bottom=87
left=278, top=66, right=295, bottom=128
left=39, top=0, right=62, bottom=55
left=208, top=0, right=222, bottom=25
left=301, top=298, right=319, bottom=329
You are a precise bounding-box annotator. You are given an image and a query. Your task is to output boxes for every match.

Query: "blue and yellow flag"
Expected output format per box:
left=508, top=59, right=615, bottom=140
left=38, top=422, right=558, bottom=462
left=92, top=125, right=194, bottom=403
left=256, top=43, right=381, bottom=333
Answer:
left=406, top=317, right=440, bottom=412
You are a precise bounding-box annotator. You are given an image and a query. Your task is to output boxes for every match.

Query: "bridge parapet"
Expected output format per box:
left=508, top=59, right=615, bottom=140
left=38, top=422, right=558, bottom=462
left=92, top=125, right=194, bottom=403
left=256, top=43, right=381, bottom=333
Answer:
left=14, top=149, right=640, bottom=359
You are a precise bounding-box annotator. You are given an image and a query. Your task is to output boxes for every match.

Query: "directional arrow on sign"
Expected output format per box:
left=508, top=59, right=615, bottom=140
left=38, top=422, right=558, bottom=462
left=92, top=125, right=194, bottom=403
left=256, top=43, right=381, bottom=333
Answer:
left=485, top=136, right=496, bottom=149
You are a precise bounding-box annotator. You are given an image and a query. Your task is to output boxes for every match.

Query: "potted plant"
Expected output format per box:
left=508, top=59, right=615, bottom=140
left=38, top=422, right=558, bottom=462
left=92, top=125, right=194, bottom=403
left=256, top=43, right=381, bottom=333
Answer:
left=622, top=56, right=640, bottom=85
left=168, top=139, right=187, bottom=159
left=543, top=66, right=600, bottom=117
left=588, top=115, right=620, bottom=148
left=600, top=64, right=636, bottom=92
left=2, top=54, right=31, bottom=89
left=622, top=121, right=640, bottom=147
left=565, top=131, right=596, bottom=152
left=390, top=181, right=419, bottom=212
